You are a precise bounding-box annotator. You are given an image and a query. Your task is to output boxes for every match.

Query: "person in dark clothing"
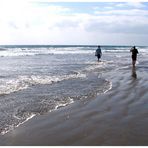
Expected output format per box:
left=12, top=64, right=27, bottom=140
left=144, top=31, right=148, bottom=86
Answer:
left=130, top=46, right=139, bottom=67
left=95, top=45, right=102, bottom=62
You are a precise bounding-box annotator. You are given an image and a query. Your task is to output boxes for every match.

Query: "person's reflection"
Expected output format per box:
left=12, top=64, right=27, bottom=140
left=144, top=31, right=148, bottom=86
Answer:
left=131, top=66, right=137, bottom=79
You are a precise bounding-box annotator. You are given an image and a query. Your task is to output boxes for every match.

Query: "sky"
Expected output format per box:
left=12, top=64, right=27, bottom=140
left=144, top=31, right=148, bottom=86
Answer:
left=0, top=0, right=148, bottom=45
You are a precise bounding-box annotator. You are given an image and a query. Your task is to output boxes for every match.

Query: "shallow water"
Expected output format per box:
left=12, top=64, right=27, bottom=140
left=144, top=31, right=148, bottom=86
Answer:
left=0, top=45, right=147, bottom=136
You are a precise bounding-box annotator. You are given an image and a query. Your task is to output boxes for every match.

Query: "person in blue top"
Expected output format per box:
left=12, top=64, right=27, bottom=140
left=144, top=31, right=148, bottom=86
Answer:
left=95, top=45, right=102, bottom=62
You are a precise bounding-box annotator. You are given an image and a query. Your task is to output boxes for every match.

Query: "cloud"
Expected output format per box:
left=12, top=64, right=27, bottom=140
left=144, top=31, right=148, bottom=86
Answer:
left=91, top=3, right=148, bottom=34
left=116, top=2, right=146, bottom=8
left=8, top=22, right=19, bottom=29
left=0, top=1, right=148, bottom=45
left=94, top=9, right=148, bottom=16
left=83, top=14, right=148, bottom=34
left=53, top=19, right=79, bottom=29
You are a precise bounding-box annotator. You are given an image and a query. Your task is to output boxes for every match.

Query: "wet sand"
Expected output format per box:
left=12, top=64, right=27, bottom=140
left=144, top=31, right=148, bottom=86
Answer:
left=0, top=65, right=148, bottom=146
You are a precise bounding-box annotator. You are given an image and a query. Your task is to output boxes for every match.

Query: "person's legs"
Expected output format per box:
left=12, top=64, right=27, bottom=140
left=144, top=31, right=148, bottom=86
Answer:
left=132, top=60, right=136, bottom=67
left=132, top=55, right=137, bottom=67
left=97, top=54, right=100, bottom=62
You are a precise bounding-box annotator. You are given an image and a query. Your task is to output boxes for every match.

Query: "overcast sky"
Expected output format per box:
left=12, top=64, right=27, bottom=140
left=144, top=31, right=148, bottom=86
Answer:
left=0, top=0, right=148, bottom=45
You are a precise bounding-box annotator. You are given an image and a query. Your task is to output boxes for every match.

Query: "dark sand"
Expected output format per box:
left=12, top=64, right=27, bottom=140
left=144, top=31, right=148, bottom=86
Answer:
left=0, top=66, right=148, bottom=146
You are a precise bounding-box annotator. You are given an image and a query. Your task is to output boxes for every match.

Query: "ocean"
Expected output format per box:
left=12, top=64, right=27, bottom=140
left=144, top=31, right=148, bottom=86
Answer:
left=0, top=45, right=148, bottom=136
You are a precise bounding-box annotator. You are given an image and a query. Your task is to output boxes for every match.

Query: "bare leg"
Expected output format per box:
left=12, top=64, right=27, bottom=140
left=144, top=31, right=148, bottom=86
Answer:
left=98, top=58, right=100, bottom=62
left=132, top=60, right=136, bottom=67
left=97, top=56, right=100, bottom=62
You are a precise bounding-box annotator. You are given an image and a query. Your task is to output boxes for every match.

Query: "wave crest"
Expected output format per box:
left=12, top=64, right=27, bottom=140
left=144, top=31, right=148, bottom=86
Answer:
left=0, top=73, right=86, bottom=95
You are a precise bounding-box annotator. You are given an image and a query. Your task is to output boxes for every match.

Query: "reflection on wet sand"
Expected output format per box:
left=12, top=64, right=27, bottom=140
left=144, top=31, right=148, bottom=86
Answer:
left=131, top=66, right=137, bottom=79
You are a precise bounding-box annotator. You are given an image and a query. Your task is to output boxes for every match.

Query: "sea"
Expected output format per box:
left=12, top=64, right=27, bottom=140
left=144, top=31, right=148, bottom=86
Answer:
left=0, top=45, right=147, bottom=135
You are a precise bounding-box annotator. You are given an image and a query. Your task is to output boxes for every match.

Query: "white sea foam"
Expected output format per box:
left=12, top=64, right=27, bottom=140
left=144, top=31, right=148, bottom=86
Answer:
left=55, top=97, right=74, bottom=110
left=0, top=73, right=86, bottom=95
left=83, top=61, right=106, bottom=72
left=1, top=113, right=36, bottom=135
left=103, top=79, right=112, bottom=94
left=1, top=46, right=148, bottom=57
left=0, top=47, right=94, bottom=57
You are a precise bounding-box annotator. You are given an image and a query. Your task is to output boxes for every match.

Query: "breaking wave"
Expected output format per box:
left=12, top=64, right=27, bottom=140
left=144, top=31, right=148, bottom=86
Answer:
left=0, top=73, right=86, bottom=95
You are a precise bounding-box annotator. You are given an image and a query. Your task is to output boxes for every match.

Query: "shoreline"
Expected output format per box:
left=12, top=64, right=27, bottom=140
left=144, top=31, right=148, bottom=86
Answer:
left=0, top=82, right=147, bottom=145
left=0, top=64, right=147, bottom=146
